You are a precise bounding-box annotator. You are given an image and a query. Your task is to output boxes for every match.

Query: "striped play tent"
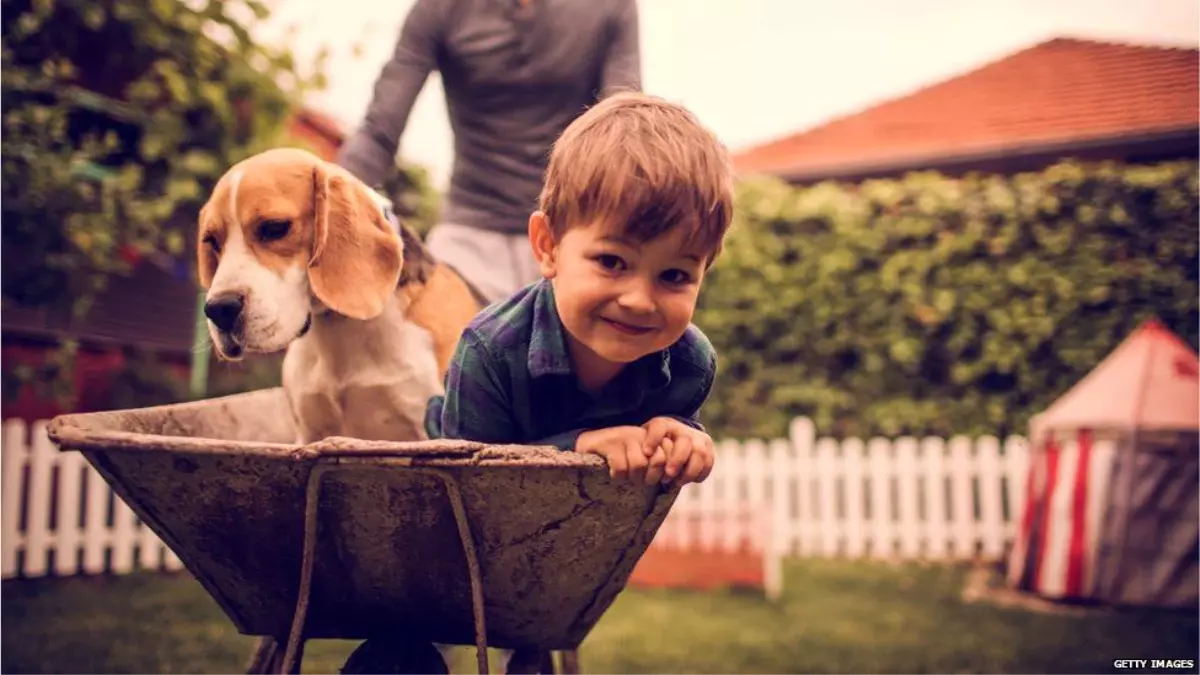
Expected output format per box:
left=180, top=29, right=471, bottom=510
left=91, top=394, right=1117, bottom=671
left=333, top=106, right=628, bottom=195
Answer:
left=1007, top=319, right=1199, bottom=608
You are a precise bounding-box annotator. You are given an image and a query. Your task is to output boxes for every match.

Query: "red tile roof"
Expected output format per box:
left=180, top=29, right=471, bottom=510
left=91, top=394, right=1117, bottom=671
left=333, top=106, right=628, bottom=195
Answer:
left=294, top=106, right=346, bottom=143
left=288, top=106, right=347, bottom=162
left=733, top=37, right=1199, bottom=180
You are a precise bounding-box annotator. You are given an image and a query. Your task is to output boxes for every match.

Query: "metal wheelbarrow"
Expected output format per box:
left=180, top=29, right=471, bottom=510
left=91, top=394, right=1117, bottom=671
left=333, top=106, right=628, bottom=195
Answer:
left=46, top=387, right=679, bottom=674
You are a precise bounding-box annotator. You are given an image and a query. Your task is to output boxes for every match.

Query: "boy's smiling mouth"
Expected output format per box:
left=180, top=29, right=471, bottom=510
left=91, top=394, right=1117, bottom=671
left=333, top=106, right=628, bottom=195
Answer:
left=600, top=317, right=656, bottom=336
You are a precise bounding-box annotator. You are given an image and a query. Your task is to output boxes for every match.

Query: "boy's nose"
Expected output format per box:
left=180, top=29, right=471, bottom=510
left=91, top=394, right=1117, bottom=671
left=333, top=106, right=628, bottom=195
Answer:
left=616, top=279, right=656, bottom=313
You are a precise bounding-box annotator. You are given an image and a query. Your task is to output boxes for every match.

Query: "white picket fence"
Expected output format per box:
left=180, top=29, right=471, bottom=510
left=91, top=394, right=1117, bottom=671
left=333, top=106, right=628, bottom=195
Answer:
left=0, top=416, right=1029, bottom=580
left=658, top=418, right=1029, bottom=562
left=2, top=419, right=184, bottom=579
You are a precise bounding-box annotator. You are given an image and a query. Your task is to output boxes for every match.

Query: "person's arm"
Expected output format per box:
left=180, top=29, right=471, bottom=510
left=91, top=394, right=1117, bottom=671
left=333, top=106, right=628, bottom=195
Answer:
left=336, top=0, right=443, bottom=187
left=598, top=0, right=642, bottom=97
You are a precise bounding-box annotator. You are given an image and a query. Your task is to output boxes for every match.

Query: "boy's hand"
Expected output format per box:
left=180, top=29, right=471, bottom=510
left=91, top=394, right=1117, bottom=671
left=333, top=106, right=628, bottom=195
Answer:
left=642, top=417, right=715, bottom=485
left=576, top=426, right=667, bottom=485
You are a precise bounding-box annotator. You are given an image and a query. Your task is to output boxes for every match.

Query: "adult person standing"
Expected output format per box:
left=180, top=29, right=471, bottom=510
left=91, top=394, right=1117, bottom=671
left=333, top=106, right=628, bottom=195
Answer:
left=337, top=0, right=643, bottom=305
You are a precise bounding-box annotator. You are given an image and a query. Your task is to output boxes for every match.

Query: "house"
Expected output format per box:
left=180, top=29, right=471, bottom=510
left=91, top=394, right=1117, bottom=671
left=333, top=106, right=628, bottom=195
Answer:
left=1, top=109, right=347, bottom=422
left=733, top=37, right=1199, bottom=183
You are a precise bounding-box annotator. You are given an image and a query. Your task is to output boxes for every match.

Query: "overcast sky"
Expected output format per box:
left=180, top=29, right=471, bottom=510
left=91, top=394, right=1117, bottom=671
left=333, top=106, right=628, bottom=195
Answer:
left=257, top=0, right=1199, bottom=188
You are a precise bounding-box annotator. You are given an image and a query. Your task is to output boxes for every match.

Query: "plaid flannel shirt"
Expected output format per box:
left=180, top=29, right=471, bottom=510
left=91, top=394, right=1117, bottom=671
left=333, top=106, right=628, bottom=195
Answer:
left=424, top=279, right=717, bottom=450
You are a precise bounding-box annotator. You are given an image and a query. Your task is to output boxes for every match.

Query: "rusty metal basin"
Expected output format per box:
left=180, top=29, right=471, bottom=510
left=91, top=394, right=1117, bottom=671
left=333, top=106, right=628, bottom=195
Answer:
left=46, top=387, right=677, bottom=652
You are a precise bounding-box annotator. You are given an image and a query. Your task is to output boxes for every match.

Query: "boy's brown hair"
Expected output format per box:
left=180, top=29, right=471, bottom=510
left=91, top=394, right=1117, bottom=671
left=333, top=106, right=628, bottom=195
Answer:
left=538, top=92, right=735, bottom=262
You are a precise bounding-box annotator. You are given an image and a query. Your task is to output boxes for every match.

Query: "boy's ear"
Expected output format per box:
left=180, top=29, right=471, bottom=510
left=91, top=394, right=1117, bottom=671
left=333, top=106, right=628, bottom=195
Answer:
left=528, top=211, right=558, bottom=279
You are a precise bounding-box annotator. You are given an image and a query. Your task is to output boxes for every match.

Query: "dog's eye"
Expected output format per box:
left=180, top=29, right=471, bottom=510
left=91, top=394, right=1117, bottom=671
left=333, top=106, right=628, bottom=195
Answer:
left=257, top=219, right=291, bottom=242
left=203, top=234, right=221, bottom=254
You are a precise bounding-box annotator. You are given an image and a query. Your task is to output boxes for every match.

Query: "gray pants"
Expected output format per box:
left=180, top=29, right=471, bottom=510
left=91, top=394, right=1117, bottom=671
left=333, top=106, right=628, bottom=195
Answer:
left=425, top=222, right=541, bottom=305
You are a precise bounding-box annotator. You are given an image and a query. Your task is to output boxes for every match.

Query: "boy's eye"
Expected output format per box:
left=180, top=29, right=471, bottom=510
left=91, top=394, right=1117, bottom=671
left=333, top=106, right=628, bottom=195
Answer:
left=594, top=254, right=626, bottom=272
left=661, top=269, right=692, bottom=285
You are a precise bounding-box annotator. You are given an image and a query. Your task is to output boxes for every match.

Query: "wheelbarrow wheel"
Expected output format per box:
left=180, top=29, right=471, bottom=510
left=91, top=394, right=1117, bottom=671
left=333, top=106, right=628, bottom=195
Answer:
left=340, top=638, right=450, bottom=675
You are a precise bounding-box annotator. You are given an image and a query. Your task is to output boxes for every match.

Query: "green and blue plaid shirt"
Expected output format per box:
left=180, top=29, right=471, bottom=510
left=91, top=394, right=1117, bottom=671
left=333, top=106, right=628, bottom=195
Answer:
left=424, top=279, right=717, bottom=450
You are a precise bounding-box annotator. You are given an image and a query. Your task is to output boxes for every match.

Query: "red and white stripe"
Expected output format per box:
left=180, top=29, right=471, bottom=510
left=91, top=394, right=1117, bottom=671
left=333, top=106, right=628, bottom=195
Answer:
left=1008, top=429, right=1116, bottom=599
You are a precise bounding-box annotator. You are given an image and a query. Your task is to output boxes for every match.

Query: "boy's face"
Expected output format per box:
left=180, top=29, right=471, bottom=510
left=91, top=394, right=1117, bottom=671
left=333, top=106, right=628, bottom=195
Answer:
left=529, top=212, right=709, bottom=369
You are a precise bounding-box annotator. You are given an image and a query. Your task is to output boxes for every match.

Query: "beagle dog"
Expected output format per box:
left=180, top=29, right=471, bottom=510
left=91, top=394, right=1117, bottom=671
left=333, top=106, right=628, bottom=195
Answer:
left=197, top=147, right=484, bottom=445
left=199, top=148, right=561, bottom=675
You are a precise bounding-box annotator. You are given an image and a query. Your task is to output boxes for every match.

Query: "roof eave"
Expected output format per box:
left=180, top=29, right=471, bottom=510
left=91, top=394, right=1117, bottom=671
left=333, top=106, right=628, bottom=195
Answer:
left=756, top=126, right=1199, bottom=184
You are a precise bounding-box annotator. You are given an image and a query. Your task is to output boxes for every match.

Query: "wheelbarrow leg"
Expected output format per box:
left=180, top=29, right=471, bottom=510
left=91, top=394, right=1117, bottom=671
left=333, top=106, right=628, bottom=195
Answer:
left=246, top=636, right=300, bottom=674
left=558, top=649, right=581, bottom=674
left=245, top=636, right=278, bottom=674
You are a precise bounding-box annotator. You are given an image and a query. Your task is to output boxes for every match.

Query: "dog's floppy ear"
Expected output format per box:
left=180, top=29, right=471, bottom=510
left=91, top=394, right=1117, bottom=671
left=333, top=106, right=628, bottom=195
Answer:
left=196, top=202, right=217, bottom=289
left=308, top=163, right=403, bottom=320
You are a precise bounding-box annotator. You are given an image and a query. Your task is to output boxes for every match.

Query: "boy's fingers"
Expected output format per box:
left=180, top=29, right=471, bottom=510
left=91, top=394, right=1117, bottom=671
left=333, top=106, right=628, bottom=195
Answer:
left=665, top=434, right=692, bottom=479
left=641, top=418, right=670, bottom=456
left=644, top=448, right=667, bottom=485
left=625, top=441, right=649, bottom=483
left=681, top=450, right=708, bottom=485
left=696, top=439, right=716, bottom=483
left=606, top=443, right=628, bottom=479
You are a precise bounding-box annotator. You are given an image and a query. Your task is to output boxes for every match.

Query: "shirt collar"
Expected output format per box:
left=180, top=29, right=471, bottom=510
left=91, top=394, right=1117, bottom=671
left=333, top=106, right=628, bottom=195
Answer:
left=527, top=280, right=674, bottom=391
left=528, top=280, right=573, bottom=378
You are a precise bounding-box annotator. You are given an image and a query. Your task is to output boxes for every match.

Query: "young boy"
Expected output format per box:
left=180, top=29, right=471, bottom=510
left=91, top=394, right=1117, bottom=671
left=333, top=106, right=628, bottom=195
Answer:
left=425, top=92, right=734, bottom=487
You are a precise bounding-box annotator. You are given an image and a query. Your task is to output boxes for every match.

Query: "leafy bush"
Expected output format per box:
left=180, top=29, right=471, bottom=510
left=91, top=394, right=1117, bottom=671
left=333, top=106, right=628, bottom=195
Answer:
left=1, top=0, right=326, bottom=316
left=696, top=159, right=1199, bottom=440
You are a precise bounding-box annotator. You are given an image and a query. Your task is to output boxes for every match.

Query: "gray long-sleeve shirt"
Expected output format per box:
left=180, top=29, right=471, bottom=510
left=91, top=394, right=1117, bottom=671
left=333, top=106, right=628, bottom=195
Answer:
left=337, top=0, right=642, bottom=234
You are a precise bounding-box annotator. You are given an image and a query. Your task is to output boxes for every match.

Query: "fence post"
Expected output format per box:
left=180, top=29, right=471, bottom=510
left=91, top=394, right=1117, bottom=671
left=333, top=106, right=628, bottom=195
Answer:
left=54, top=444, right=85, bottom=576
left=895, top=437, right=922, bottom=559
left=922, top=436, right=949, bottom=560
left=842, top=437, right=866, bottom=558
left=815, top=436, right=839, bottom=557
left=947, top=436, right=976, bottom=559
left=2, top=419, right=28, bottom=577
left=24, top=421, right=53, bottom=577
left=766, top=437, right=791, bottom=600
left=82, top=462, right=110, bottom=574
left=867, top=437, right=894, bottom=559
left=788, top=417, right=814, bottom=557
left=977, top=436, right=1005, bottom=559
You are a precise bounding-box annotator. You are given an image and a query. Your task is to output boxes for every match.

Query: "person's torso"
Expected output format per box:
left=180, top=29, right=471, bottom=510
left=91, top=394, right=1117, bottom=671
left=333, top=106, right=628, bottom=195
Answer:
left=436, top=0, right=623, bottom=232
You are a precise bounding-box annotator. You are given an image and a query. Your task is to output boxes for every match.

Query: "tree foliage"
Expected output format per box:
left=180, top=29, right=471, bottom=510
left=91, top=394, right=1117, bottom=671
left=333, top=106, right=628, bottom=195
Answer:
left=1, top=0, right=326, bottom=316
left=696, top=159, right=1199, bottom=440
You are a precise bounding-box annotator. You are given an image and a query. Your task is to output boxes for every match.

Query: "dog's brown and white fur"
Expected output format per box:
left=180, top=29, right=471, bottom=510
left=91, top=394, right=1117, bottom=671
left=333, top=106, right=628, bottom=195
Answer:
left=197, top=147, right=482, bottom=444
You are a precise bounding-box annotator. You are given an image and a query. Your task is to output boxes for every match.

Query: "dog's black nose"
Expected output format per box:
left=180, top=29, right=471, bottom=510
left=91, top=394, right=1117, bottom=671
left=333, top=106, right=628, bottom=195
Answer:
left=204, top=293, right=244, bottom=332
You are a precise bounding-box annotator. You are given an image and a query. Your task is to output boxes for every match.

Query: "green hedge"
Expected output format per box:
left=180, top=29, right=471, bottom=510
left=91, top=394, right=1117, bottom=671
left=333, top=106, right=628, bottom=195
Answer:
left=695, top=159, right=1199, bottom=440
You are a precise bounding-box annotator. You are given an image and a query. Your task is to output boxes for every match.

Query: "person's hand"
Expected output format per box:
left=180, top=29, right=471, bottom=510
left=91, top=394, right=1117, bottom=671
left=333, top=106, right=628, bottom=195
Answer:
left=576, top=426, right=666, bottom=485
left=641, top=417, right=715, bottom=486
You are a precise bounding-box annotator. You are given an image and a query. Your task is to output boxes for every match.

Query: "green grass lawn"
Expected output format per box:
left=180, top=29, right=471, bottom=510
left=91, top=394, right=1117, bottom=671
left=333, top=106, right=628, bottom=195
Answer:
left=3, top=559, right=1196, bottom=674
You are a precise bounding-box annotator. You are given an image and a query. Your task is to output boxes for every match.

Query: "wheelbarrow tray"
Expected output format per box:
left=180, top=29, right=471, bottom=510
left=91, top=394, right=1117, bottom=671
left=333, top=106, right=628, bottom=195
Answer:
left=46, top=388, right=677, bottom=651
